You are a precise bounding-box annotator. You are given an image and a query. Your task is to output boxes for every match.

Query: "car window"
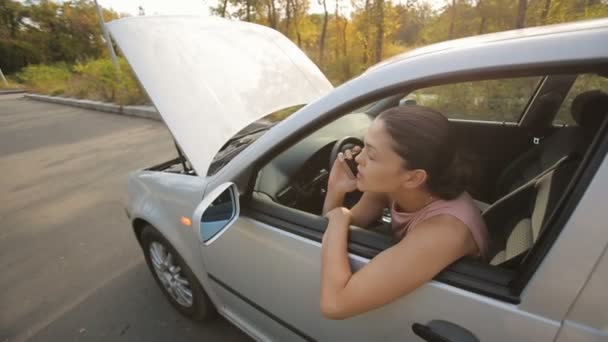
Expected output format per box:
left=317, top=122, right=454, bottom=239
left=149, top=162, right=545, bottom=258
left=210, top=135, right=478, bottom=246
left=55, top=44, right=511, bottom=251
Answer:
left=401, top=77, right=542, bottom=123
left=553, top=74, right=608, bottom=126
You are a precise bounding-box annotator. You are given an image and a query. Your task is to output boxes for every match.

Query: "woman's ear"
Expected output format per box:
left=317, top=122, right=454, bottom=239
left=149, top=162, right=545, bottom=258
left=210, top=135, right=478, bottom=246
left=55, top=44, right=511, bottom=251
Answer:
left=401, top=169, right=428, bottom=189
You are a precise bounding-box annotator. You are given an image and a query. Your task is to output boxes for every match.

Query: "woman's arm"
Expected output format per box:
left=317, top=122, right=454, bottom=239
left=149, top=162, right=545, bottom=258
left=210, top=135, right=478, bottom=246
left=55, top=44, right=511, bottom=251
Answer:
left=321, top=209, right=477, bottom=320
left=349, top=192, right=388, bottom=228
left=322, top=187, right=346, bottom=216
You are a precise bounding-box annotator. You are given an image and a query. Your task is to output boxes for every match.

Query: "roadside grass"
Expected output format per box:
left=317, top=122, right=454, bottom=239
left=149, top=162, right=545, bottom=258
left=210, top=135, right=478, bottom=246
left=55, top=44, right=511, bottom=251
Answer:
left=12, top=58, right=150, bottom=105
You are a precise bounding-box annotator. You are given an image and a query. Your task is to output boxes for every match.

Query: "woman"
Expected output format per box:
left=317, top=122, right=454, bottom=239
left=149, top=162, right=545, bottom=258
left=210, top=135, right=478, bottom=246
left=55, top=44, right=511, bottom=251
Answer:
left=320, top=105, right=490, bottom=319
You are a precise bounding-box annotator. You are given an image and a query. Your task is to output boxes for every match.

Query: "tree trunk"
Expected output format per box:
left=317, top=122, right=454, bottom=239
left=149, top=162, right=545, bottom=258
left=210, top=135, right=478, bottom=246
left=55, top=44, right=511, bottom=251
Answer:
left=334, top=0, right=340, bottom=61
left=246, top=0, right=252, bottom=22
left=285, top=0, right=291, bottom=38
left=292, top=0, right=302, bottom=46
left=271, top=0, right=278, bottom=28
left=478, top=17, right=486, bottom=34
left=476, top=0, right=485, bottom=34
left=448, top=0, right=456, bottom=39
left=374, top=0, right=384, bottom=63
left=362, top=0, right=370, bottom=65
left=515, top=0, right=527, bottom=29
left=540, top=0, right=551, bottom=24
left=342, top=19, right=350, bottom=79
left=267, top=0, right=277, bottom=29
left=221, top=0, right=228, bottom=17
left=318, top=0, right=328, bottom=66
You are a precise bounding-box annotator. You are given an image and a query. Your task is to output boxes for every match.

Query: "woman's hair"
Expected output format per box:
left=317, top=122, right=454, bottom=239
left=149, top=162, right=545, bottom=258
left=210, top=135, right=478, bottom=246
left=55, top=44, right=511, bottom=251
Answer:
left=377, top=105, right=473, bottom=200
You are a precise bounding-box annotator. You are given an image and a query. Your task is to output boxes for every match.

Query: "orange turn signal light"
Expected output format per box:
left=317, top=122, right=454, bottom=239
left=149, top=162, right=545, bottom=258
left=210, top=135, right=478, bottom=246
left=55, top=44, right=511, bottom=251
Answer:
left=180, top=216, right=192, bottom=227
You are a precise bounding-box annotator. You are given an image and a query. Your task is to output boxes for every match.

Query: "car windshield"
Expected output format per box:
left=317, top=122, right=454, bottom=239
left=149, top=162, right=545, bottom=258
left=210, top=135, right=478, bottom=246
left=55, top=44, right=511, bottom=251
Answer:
left=207, top=105, right=305, bottom=176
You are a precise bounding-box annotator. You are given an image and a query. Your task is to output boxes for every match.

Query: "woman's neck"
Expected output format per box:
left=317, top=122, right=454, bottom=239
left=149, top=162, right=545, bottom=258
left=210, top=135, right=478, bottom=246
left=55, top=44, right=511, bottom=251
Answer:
left=389, top=189, right=436, bottom=213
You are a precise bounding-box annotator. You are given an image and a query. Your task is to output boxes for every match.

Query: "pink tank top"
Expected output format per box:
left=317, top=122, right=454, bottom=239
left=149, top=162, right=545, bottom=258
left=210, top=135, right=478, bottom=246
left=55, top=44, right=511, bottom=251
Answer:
left=390, top=191, right=490, bottom=261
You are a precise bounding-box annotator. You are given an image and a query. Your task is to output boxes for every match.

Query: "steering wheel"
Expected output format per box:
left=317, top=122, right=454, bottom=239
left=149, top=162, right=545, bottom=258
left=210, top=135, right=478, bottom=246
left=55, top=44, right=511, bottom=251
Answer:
left=329, top=136, right=364, bottom=176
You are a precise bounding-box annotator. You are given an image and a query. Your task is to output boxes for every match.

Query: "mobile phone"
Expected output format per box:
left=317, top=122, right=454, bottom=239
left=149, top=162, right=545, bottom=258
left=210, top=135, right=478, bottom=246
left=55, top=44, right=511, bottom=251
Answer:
left=345, top=152, right=358, bottom=176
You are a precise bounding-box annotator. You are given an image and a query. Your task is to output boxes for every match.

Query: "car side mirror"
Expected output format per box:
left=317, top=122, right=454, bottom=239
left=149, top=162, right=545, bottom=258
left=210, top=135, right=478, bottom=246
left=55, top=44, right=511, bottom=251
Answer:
left=193, top=182, right=239, bottom=244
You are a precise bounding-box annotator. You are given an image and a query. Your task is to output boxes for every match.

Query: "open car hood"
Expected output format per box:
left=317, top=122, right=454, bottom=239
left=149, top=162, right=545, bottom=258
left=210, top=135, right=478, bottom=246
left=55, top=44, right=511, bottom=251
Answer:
left=107, top=16, right=333, bottom=176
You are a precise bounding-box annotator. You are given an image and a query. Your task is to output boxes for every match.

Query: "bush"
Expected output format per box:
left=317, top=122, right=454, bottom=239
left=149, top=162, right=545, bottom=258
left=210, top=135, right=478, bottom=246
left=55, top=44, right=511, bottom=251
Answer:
left=15, top=63, right=72, bottom=95
left=72, top=58, right=118, bottom=101
left=71, top=58, right=148, bottom=105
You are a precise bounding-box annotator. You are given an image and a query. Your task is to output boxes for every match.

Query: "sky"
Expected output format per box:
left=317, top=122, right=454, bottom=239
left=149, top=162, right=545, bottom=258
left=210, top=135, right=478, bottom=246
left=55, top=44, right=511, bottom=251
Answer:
left=93, top=0, right=446, bottom=17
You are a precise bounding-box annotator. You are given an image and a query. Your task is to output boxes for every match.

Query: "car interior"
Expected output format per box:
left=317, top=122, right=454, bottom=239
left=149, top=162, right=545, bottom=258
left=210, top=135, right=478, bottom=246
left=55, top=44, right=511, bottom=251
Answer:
left=252, top=72, right=608, bottom=274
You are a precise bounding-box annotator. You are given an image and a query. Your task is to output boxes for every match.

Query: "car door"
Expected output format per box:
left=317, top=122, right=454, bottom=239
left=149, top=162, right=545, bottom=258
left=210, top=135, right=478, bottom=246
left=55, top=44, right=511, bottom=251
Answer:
left=194, top=183, right=312, bottom=341
left=194, top=187, right=563, bottom=341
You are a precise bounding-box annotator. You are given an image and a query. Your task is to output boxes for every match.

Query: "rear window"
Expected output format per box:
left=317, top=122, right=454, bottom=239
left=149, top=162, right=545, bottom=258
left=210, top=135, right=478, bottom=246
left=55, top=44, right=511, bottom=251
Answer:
left=553, top=74, right=608, bottom=126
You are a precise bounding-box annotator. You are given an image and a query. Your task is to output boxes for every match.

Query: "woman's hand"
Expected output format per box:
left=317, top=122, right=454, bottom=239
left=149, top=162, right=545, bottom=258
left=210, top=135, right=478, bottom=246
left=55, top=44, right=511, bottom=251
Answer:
left=323, top=207, right=352, bottom=244
left=328, top=146, right=361, bottom=195
left=324, top=207, right=352, bottom=225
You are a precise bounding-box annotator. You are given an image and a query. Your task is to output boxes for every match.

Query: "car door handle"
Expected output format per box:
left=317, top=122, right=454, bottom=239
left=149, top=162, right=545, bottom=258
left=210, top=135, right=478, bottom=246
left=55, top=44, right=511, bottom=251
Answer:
left=412, top=320, right=480, bottom=342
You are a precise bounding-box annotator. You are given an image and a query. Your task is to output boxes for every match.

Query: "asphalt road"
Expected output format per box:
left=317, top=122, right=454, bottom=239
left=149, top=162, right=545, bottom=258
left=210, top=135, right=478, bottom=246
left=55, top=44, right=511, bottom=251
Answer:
left=0, top=94, right=251, bottom=342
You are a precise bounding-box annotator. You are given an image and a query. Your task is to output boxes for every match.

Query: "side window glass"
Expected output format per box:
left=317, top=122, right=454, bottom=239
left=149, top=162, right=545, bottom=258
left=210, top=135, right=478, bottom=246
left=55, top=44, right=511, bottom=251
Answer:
left=401, top=77, right=541, bottom=122
left=553, top=74, right=608, bottom=126
left=201, top=188, right=235, bottom=241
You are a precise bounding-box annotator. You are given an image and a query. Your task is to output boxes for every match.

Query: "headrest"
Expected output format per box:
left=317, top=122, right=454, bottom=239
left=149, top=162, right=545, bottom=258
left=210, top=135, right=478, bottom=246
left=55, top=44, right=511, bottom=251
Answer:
left=525, top=91, right=563, bottom=134
left=571, top=90, right=608, bottom=135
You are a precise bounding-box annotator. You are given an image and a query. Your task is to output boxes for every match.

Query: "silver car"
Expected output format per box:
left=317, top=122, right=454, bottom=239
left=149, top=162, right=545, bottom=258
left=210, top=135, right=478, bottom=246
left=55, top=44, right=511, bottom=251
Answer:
left=112, top=16, right=608, bottom=341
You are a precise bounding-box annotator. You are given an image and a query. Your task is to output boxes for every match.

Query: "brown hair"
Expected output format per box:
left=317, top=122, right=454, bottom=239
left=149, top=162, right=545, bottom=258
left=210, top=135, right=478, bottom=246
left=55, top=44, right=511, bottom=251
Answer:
left=377, top=105, right=472, bottom=200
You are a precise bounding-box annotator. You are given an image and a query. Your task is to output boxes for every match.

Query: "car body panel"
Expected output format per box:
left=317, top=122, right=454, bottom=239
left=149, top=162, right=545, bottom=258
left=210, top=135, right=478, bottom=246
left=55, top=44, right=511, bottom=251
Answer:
left=125, top=171, right=223, bottom=303
left=555, top=241, right=608, bottom=342
left=107, top=16, right=333, bottom=176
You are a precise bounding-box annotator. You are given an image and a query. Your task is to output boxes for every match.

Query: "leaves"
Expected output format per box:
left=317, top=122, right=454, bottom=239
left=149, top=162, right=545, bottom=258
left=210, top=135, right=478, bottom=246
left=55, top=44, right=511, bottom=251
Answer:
left=2, top=0, right=606, bottom=98
left=0, top=0, right=122, bottom=73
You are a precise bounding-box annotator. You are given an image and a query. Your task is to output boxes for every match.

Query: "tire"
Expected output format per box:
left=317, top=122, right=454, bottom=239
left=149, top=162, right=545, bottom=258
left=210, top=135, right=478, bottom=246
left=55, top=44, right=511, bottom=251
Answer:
left=141, top=225, right=216, bottom=321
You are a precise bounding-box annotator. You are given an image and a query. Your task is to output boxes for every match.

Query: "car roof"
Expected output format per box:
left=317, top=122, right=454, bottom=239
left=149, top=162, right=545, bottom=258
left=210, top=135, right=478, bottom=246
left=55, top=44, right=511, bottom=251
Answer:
left=365, top=18, right=608, bottom=75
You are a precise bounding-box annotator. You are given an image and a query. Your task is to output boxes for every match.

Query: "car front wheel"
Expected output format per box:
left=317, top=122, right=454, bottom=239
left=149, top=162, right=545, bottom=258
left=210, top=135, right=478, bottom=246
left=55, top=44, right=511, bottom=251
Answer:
left=141, top=225, right=216, bottom=321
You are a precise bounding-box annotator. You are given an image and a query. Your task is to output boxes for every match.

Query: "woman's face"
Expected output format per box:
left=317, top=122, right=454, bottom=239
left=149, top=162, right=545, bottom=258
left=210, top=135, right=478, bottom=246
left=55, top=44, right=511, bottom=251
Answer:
left=355, top=119, right=426, bottom=193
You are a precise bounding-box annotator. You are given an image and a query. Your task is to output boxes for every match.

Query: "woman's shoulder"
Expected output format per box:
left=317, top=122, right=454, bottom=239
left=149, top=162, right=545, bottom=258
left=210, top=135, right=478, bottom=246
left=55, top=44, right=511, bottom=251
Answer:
left=427, top=191, right=489, bottom=259
left=424, top=192, right=487, bottom=235
left=431, top=191, right=479, bottom=213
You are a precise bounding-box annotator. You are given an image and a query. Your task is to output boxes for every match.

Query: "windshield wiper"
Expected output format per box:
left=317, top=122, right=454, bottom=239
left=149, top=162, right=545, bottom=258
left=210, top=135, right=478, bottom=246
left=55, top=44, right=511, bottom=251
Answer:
left=221, top=122, right=276, bottom=150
